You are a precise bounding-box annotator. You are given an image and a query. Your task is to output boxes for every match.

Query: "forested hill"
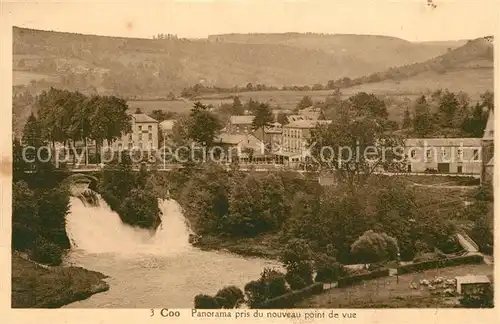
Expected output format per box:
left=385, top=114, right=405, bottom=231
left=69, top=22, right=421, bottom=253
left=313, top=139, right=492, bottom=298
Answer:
left=208, top=33, right=467, bottom=71
left=13, top=28, right=461, bottom=98
left=361, top=37, right=494, bottom=82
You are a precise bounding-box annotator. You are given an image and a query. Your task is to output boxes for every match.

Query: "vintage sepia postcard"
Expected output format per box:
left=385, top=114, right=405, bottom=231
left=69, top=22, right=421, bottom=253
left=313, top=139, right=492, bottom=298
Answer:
left=0, top=0, right=498, bottom=323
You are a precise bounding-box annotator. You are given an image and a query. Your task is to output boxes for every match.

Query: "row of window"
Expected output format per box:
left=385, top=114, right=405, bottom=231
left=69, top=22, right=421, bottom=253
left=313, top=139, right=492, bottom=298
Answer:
left=138, top=125, right=154, bottom=132
left=117, top=141, right=155, bottom=150
left=129, top=133, right=154, bottom=140
left=409, top=148, right=479, bottom=160
left=283, top=129, right=302, bottom=138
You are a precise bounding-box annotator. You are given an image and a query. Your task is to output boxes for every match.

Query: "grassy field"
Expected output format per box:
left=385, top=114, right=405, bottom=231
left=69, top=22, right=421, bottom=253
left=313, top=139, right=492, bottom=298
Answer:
left=13, top=70, right=58, bottom=85
left=11, top=253, right=109, bottom=308
left=127, top=98, right=233, bottom=115
left=296, top=263, right=493, bottom=308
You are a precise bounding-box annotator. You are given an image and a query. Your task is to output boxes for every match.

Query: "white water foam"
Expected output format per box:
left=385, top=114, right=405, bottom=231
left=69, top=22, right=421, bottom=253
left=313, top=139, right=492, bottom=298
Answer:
left=66, top=196, right=193, bottom=256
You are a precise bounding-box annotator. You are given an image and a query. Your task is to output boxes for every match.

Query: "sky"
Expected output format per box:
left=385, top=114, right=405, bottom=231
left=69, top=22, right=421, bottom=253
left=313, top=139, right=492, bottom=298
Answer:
left=1, top=0, right=499, bottom=41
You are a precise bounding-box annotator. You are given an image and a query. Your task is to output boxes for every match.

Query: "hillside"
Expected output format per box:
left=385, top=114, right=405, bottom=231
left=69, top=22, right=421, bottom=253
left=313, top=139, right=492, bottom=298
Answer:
left=12, top=28, right=461, bottom=98
left=359, top=37, right=494, bottom=84
left=208, top=33, right=467, bottom=71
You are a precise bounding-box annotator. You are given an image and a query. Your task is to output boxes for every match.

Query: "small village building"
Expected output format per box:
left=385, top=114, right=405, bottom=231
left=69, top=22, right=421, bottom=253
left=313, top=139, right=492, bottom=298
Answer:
left=277, top=119, right=332, bottom=165
left=254, top=122, right=283, bottom=152
left=214, top=134, right=267, bottom=163
left=455, top=275, right=491, bottom=295
left=225, top=115, right=255, bottom=134
left=404, top=138, right=482, bottom=175
left=297, top=106, right=324, bottom=120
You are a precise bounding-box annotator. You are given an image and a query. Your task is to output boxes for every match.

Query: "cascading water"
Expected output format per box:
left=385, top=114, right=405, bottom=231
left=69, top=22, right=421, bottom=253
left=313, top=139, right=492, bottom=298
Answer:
left=63, top=186, right=280, bottom=308
left=66, top=194, right=193, bottom=255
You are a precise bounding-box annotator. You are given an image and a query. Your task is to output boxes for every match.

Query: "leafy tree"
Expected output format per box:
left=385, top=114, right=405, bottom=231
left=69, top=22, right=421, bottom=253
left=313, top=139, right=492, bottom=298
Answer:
left=251, top=103, right=274, bottom=142
left=412, top=95, right=434, bottom=136
left=276, top=112, right=288, bottom=125
left=12, top=181, right=38, bottom=250
left=36, top=185, right=71, bottom=249
left=281, top=239, right=314, bottom=285
left=194, top=294, right=221, bottom=309
left=187, top=102, right=222, bottom=149
left=350, top=230, right=399, bottom=266
left=309, top=109, right=405, bottom=188
left=148, top=109, right=174, bottom=122
left=402, top=108, right=412, bottom=129
left=22, top=113, right=43, bottom=147
left=436, top=90, right=459, bottom=127
left=348, top=92, right=388, bottom=119
left=119, top=188, right=161, bottom=229
left=231, top=96, right=244, bottom=115
left=296, top=95, right=313, bottom=110
left=214, top=286, right=245, bottom=309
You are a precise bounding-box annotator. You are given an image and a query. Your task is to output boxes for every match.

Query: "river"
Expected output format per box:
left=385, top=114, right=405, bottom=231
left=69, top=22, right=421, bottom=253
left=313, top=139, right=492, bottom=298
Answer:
left=63, top=197, right=279, bottom=308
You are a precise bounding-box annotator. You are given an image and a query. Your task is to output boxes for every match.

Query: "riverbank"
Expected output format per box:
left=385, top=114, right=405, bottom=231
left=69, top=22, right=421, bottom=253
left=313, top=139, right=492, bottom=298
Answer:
left=11, top=253, right=109, bottom=308
left=193, top=233, right=283, bottom=260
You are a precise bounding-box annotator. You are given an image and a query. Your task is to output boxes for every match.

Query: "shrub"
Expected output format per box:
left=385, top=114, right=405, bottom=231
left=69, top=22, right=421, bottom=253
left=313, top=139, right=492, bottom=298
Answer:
left=397, top=254, right=483, bottom=275
left=286, top=273, right=308, bottom=290
left=193, top=294, right=221, bottom=309
left=413, top=252, right=443, bottom=263
left=214, top=286, right=244, bottom=309
left=260, top=268, right=288, bottom=298
left=244, top=279, right=268, bottom=308
left=30, top=238, right=63, bottom=266
left=337, top=269, right=390, bottom=288
left=459, top=285, right=494, bottom=308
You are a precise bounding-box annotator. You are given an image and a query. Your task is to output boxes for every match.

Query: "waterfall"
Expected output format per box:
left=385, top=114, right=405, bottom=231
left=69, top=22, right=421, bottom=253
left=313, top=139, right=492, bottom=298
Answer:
left=66, top=194, right=193, bottom=255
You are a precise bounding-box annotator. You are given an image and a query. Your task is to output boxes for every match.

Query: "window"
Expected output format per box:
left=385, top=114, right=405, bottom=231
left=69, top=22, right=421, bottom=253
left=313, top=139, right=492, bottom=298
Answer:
left=139, top=126, right=142, bottom=131
left=410, top=149, right=416, bottom=158
left=457, top=148, right=463, bottom=161
left=148, top=141, right=153, bottom=149
left=148, top=125, right=152, bottom=132
left=426, top=149, right=432, bottom=159
left=139, top=133, right=143, bottom=141
left=128, top=143, right=133, bottom=150
left=129, top=134, right=133, bottom=140
left=149, top=133, right=153, bottom=140
left=441, top=148, right=447, bottom=159
left=407, top=164, right=412, bottom=172
left=138, top=142, right=143, bottom=150
left=473, top=149, right=479, bottom=161
left=457, top=165, right=463, bottom=174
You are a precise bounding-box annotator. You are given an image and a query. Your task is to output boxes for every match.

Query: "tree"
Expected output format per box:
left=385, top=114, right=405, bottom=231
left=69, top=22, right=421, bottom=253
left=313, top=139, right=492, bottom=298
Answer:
left=194, top=294, right=221, bottom=309
left=351, top=230, right=399, bottom=266
left=187, top=102, right=222, bottom=149
left=297, top=96, right=313, bottom=110
left=436, top=90, right=459, bottom=127
left=281, top=239, right=314, bottom=285
left=413, top=95, right=434, bottom=136
left=22, top=113, right=43, bottom=147
left=402, top=108, right=412, bottom=129
left=276, top=112, right=288, bottom=125
left=309, top=109, right=405, bottom=188
left=119, top=188, right=161, bottom=229
left=251, top=103, right=273, bottom=141
left=231, top=96, right=244, bottom=115
left=214, top=286, right=245, bottom=309
left=348, top=92, right=388, bottom=119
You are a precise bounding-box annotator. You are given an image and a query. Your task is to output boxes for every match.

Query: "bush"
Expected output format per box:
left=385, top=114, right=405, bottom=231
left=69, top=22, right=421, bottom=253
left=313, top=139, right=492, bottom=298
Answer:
left=413, top=252, right=443, bottom=263
left=244, top=279, right=268, bottom=308
left=193, top=294, right=221, bottom=309
left=30, top=238, right=63, bottom=266
left=286, top=273, right=308, bottom=290
left=214, top=286, right=244, bottom=309
left=397, top=254, right=483, bottom=275
left=337, top=269, right=390, bottom=288
left=459, top=285, right=494, bottom=308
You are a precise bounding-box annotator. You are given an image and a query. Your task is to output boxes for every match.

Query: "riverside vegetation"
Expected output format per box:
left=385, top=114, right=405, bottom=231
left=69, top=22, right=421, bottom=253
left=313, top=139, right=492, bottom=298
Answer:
left=12, top=84, right=493, bottom=307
